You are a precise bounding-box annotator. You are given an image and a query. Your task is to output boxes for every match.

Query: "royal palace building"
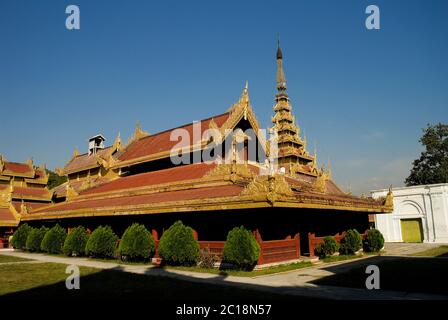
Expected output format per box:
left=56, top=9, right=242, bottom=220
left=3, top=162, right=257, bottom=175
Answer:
left=2, top=45, right=393, bottom=257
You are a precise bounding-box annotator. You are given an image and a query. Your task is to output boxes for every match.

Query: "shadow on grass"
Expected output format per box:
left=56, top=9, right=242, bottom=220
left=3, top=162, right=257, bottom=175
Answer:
left=0, top=264, right=315, bottom=302
left=311, top=255, right=448, bottom=296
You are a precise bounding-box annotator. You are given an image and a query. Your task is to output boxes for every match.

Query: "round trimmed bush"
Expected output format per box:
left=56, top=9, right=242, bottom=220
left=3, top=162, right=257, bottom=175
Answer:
left=118, top=223, right=155, bottom=261
left=363, top=229, right=384, bottom=252
left=63, top=226, right=89, bottom=256
left=26, top=226, right=49, bottom=252
left=158, top=221, right=200, bottom=266
left=315, top=236, right=340, bottom=258
left=11, top=223, right=31, bottom=250
left=339, top=229, right=362, bottom=255
left=41, top=224, right=67, bottom=254
left=85, top=226, right=118, bottom=258
left=222, top=226, right=260, bottom=270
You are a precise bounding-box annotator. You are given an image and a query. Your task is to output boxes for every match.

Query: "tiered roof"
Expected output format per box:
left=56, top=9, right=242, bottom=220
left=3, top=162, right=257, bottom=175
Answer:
left=20, top=45, right=393, bottom=223
left=0, top=156, right=52, bottom=226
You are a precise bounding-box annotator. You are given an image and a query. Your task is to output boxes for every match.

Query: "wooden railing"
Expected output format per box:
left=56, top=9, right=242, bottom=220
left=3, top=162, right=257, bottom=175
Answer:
left=253, top=230, right=300, bottom=265
left=308, top=231, right=368, bottom=257
left=0, top=238, right=9, bottom=249
left=151, top=229, right=301, bottom=265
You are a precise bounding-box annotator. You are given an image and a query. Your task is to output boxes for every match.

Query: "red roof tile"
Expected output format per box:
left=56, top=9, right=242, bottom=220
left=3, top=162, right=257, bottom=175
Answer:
left=13, top=187, right=50, bottom=197
left=64, top=147, right=113, bottom=174
left=117, top=113, right=230, bottom=162
left=3, top=162, right=33, bottom=174
left=81, top=163, right=216, bottom=195
left=0, top=208, right=15, bottom=221
left=33, top=185, right=243, bottom=214
left=12, top=201, right=49, bottom=212
left=52, top=177, right=110, bottom=198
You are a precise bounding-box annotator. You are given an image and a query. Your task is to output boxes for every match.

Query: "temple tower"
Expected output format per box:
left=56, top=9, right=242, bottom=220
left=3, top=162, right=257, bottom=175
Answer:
left=272, top=42, right=317, bottom=176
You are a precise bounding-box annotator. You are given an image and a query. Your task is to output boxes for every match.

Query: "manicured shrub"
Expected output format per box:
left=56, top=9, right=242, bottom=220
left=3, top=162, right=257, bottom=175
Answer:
left=315, top=236, right=340, bottom=258
left=158, top=220, right=200, bottom=266
left=26, top=226, right=49, bottom=252
left=363, top=229, right=385, bottom=252
left=118, top=223, right=155, bottom=261
left=11, top=223, right=31, bottom=250
left=63, top=226, right=89, bottom=256
left=222, top=226, right=260, bottom=270
left=339, top=229, right=362, bottom=255
left=198, top=248, right=219, bottom=269
left=41, top=224, right=67, bottom=254
left=85, top=226, right=118, bottom=258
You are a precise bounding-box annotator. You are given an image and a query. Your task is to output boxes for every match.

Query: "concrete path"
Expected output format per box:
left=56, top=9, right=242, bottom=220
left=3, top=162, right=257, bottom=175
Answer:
left=1, top=249, right=447, bottom=300
left=383, top=242, right=443, bottom=256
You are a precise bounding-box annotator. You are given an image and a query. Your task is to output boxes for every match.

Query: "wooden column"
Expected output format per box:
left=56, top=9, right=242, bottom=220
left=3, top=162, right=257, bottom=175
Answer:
left=308, top=232, right=316, bottom=257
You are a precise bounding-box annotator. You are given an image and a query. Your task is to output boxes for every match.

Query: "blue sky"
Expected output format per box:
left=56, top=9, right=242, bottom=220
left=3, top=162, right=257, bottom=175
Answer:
left=0, top=0, right=447, bottom=194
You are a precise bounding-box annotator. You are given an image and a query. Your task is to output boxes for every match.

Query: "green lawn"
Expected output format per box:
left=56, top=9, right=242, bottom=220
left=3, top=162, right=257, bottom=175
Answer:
left=165, top=261, right=312, bottom=277
left=0, top=254, right=31, bottom=264
left=0, top=262, right=303, bottom=301
left=410, top=246, right=448, bottom=257
left=312, top=256, right=448, bottom=295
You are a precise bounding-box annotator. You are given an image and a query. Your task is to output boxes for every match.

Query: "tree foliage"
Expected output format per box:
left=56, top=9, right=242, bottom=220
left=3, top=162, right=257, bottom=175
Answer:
left=46, top=169, right=67, bottom=190
left=11, top=223, right=32, bottom=250
left=406, top=123, right=448, bottom=186
left=363, top=229, right=385, bottom=252
left=315, top=236, right=340, bottom=258
left=339, top=229, right=362, bottom=255
left=158, top=220, right=200, bottom=266
left=85, top=226, right=118, bottom=258
left=63, top=226, right=89, bottom=256
left=26, top=226, right=49, bottom=252
left=222, top=226, right=260, bottom=270
left=118, top=223, right=155, bottom=261
left=41, top=224, right=67, bottom=254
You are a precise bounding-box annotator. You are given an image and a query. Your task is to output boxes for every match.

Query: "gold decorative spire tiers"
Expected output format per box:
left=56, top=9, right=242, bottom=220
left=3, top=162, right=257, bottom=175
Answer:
left=272, top=42, right=318, bottom=177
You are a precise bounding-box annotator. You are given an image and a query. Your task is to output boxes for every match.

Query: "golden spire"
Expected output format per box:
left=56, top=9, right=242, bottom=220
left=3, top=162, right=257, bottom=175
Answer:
left=271, top=40, right=315, bottom=176
left=113, top=132, right=121, bottom=151
left=73, top=147, right=80, bottom=158
left=276, top=39, right=287, bottom=92
left=239, top=80, right=250, bottom=106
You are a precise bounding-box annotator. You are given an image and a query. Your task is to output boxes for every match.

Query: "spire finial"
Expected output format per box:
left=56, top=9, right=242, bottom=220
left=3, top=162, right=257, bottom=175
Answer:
left=276, top=35, right=282, bottom=60
left=276, top=39, right=286, bottom=91
left=239, top=81, right=250, bottom=105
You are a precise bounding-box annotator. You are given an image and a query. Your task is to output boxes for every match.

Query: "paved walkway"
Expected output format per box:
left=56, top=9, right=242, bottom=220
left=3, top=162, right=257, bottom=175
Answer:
left=1, top=248, right=447, bottom=300
left=383, top=242, right=442, bottom=256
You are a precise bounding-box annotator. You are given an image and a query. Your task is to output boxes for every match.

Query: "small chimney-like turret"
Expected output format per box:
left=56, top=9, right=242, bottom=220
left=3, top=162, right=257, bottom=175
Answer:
left=88, top=134, right=106, bottom=155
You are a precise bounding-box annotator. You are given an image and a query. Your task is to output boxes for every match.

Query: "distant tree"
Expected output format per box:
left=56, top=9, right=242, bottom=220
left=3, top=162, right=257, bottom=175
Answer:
left=46, top=169, right=67, bottom=190
left=405, top=123, right=448, bottom=186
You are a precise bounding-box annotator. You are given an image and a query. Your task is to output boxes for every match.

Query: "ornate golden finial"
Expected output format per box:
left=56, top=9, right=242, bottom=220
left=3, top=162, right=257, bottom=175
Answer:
left=66, top=184, right=79, bottom=200
left=0, top=182, right=12, bottom=206
left=113, top=132, right=121, bottom=151
left=384, top=185, right=394, bottom=207
left=347, top=183, right=352, bottom=195
left=132, top=122, right=150, bottom=141
left=20, top=200, right=29, bottom=215
left=239, top=81, right=250, bottom=107
left=73, top=147, right=80, bottom=158
left=327, top=160, right=332, bottom=180
left=313, top=172, right=327, bottom=193
left=26, top=157, right=33, bottom=167
left=0, top=154, right=4, bottom=173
